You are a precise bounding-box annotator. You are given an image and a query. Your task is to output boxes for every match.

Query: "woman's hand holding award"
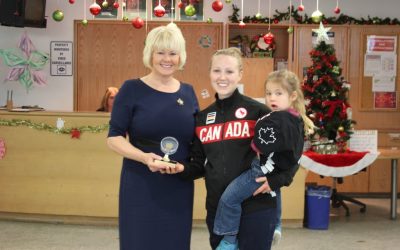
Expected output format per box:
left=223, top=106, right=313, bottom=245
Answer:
left=154, top=137, right=179, bottom=168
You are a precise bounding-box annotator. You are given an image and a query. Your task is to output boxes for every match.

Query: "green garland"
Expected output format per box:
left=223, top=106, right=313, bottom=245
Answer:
left=0, top=118, right=109, bottom=135
left=229, top=5, right=400, bottom=25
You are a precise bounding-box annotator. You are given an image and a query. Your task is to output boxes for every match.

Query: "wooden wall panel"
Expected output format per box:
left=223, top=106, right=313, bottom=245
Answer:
left=241, top=58, right=274, bottom=98
left=74, top=21, right=223, bottom=111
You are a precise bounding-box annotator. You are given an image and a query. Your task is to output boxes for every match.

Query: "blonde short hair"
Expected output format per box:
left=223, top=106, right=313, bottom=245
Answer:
left=143, top=23, right=186, bottom=70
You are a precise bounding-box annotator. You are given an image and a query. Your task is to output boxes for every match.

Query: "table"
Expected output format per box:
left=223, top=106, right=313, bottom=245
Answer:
left=301, top=148, right=400, bottom=220
left=377, top=148, right=400, bottom=220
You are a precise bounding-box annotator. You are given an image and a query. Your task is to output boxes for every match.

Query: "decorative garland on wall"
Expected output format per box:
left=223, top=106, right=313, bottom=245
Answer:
left=229, top=5, right=400, bottom=25
left=0, top=119, right=109, bottom=139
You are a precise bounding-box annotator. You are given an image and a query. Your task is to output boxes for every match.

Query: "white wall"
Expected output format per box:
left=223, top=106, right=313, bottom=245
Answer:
left=0, top=0, right=399, bottom=111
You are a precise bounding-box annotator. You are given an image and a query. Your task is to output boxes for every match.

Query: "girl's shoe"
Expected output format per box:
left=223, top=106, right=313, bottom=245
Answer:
left=216, top=239, right=238, bottom=250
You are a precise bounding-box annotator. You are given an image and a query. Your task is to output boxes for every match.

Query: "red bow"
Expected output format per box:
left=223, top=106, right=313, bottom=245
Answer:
left=323, top=100, right=343, bottom=118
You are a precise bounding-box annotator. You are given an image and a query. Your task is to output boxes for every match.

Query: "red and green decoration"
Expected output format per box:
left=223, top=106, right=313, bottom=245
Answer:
left=301, top=23, right=356, bottom=153
left=229, top=4, right=400, bottom=25
left=0, top=119, right=109, bottom=139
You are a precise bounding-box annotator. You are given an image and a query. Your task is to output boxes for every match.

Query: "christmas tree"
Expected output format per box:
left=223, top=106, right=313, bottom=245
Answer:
left=302, top=23, right=356, bottom=153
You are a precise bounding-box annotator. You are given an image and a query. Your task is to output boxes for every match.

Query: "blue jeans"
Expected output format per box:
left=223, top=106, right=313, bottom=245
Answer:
left=214, top=158, right=277, bottom=235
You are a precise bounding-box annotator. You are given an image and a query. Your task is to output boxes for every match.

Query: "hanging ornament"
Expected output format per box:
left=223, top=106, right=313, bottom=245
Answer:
left=154, top=4, right=166, bottom=17
left=102, top=0, right=109, bottom=8
left=311, top=10, right=323, bottom=23
left=185, top=4, right=196, bottom=16
left=89, top=2, right=102, bottom=16
left=239, top=20, right=246, bottom=28
left=287, top=0, right=293, bottom=34
left=311, top=0, right=323, bottom=23
left=69, top=0, right=75, bottom=4
left=81, top=19, right=88, bottom=26
left=334, top=0, right=340, bottom=14
left=212, top=1, right=223, bottom=12
left=225, top=0, right=232, bottom=3
left=207, top=17, right=213, bottom=23
left=255, top=0, right=262, bottom=20
left=52, top=10, right=64, bottom=22
left=122, top=16, right=129, bottom=21
left=177, top=1, right=184, bottom=8
left=338, top=126, right=344, bottom=132
left=330, top=91, right=337, bottom=97
left=132, top=17, right=144, bottom=29
left=263, top=32, right=275, bottom=45
left=113, top=1, right=119, bottom=9
left=298, top=0, right=304, bottom=11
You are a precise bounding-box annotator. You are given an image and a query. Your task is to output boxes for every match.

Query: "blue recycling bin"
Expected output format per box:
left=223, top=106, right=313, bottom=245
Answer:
left=305, top=185, right=331, bottom=230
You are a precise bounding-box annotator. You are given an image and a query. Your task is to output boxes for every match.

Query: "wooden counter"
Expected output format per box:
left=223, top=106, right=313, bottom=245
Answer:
left=0, top=111, right=305, bottom=225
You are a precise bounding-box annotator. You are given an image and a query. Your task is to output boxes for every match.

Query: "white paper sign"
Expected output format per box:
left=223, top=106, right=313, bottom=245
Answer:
left=50, top=41, right=73, bottom=76
left=348, top=130, right=378, bottom=153
left=372, top=75, right=396, bottom=92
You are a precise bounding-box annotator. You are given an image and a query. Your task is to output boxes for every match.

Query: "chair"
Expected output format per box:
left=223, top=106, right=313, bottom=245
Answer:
left=330, top=177, right=366, bottom=216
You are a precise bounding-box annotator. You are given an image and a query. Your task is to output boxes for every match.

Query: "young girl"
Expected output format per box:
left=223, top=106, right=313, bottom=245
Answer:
left=213, top=70, right=314, bottom=250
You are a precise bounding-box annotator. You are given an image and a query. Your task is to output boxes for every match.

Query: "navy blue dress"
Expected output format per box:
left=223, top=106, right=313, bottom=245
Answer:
left=108, top=79, right=198, bottom=250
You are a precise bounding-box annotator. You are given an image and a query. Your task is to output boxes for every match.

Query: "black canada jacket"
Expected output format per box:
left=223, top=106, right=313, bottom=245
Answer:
left=180, top=90, right=298, bottom=214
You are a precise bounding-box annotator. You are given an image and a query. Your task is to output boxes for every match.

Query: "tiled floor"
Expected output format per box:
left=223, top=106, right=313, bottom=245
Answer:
left=0, top=198, right=399, bottom=250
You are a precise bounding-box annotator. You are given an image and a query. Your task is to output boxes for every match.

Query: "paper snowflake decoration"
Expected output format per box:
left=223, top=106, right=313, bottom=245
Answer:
left=0, top=32, right=49, bottom=91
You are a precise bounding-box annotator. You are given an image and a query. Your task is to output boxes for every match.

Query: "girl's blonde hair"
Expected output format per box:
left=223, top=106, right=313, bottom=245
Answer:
left=210, top=47, right=243, bottom=71
left=266, top=70, right=315, bottom=135
left=143, top=23, right=186, bottom=70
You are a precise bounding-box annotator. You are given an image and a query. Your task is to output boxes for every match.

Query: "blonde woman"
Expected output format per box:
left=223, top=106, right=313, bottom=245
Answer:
left=107, top=23, right=198, bottom=250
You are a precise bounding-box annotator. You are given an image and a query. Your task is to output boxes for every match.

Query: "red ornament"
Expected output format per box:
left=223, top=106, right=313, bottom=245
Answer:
left=154, top=4, right=166, bottom=17
left=69, top=0, right=75, bottom=4
left=263, top=32, right=275, bottom=45
left=71, top=129, right=81, bottom=139
left=132, top=17, right=144, bottom=29
left=298, top=4, right=304, bottom=11
left=113, top=2, right=120, bottom=9
left=273, top=19, right=279, bottom=24
left=334, top=7, right=341, bottom=14
left=177, top=1, right=184, bottom=8
left=212, top=1, right=223, bottom=12
left=89, top=2, right=102, bottom=16
left=322, top=19, right=328, bottom=25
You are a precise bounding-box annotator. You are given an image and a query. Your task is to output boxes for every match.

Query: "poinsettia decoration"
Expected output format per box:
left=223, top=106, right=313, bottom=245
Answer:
left=70, top=128, right=81, bottom=139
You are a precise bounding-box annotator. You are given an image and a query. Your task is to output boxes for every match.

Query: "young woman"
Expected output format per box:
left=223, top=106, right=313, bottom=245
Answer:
left=107, top=23, right=198, bottom=250
left=174, top=47, right=288, bottom=250
left=212, top=70, right=315, bottom=250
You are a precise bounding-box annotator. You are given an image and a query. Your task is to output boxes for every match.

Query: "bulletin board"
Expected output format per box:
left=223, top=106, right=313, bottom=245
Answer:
left=359, top=32, right=400, bottom=111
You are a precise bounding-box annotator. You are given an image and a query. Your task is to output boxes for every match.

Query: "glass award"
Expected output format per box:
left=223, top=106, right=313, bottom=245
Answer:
left=154, top=137, right=179, bottom=168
